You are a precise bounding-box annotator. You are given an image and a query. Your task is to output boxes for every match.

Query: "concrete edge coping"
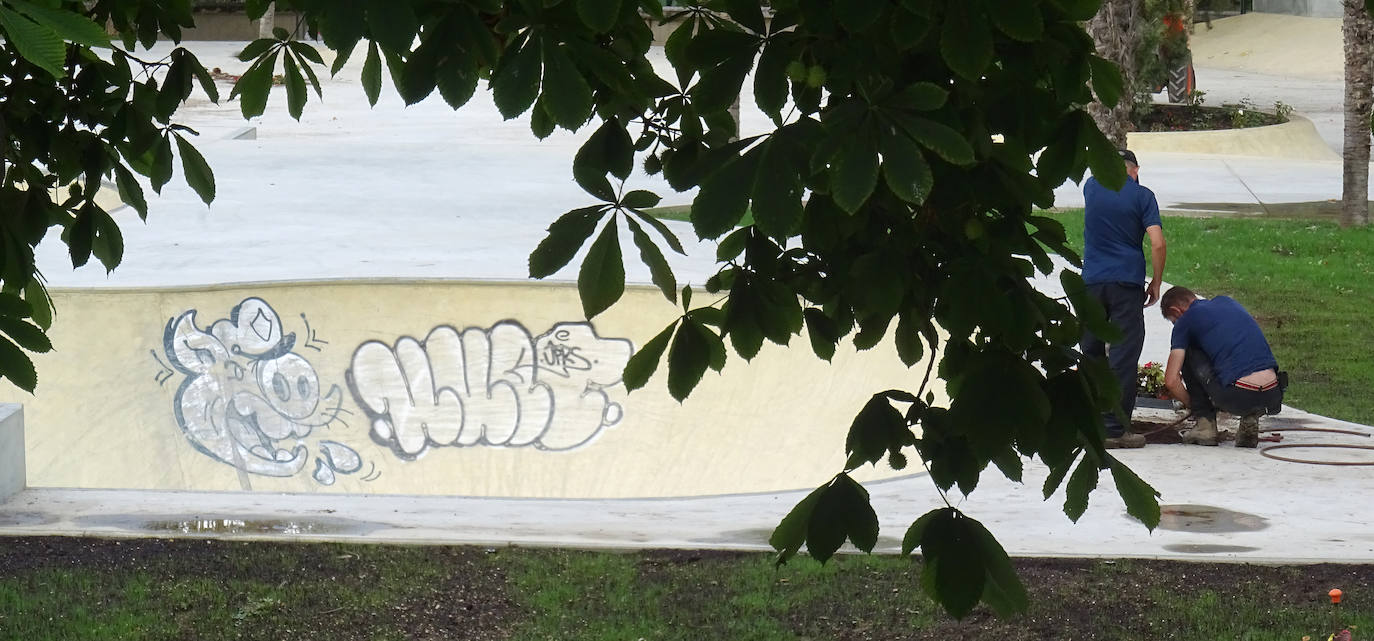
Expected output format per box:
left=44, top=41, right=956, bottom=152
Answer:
left=38, top=276, right=666, bottom=295
left=1128, top=111, right=1336, bottom=162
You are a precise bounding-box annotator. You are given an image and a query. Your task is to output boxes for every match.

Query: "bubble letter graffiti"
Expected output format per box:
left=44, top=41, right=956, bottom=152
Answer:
left=347, top=320, right=633, bottom=458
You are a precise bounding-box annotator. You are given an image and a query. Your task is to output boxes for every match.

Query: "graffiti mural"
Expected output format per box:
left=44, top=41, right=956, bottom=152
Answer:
left=163, top=297, right=365, bottom=486
left=347, top=321, right=633, bottom=458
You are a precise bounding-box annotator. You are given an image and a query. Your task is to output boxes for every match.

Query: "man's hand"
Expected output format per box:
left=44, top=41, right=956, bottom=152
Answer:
left=1145, top=278, right=1162, bottom=307
left=1164, top=348, right=1189, bottom=407
left=1145, top=224, right=1165, bottom=307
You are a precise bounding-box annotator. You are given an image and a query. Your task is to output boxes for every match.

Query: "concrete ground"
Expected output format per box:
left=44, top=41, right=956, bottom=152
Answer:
left=1051, top=13, right=1358, bottom=211
left=1190, top=13, right=1346, bottom=151
left=19, top=22, right=1368, bottom=287
left=3, top=23, right=1374, bottom=563
left=1, top=404, right=1371, bottom=564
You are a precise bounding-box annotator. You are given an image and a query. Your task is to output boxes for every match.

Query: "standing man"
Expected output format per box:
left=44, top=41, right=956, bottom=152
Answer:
left=1160, top=286, right=1285, bottom=448
left=1081, top=149, right=1167, bottom=449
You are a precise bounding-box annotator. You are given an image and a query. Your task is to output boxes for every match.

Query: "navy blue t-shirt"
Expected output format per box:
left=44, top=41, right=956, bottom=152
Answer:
left=1170, top=296, right=1278, bottom=386
left=1082, top=176, right=1162, bottom=285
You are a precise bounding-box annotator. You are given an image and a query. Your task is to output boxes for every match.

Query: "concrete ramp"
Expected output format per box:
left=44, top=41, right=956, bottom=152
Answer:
left=3, top=281, right=934, bottom=499
left=1190, top=13, right=1341, bottom=79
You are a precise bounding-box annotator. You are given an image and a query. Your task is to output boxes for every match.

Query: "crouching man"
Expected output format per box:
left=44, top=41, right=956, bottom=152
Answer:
left=1160, top=286, right=1287, bottom=448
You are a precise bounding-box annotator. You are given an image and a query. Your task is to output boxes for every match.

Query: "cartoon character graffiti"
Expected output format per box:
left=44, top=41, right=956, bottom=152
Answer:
left=347, top=320, right=633, bottom=458
left=163, top=297, right=362, bottom=485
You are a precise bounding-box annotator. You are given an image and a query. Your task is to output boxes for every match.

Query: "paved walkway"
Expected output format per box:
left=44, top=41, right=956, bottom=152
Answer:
left=3, top=34, right=1373, bottom=563
left=3, top=398, right=1371, bottom=563
left=1052, top=150, right=1353, bottom=213
left=1052, top=59, right=1355, bottom=212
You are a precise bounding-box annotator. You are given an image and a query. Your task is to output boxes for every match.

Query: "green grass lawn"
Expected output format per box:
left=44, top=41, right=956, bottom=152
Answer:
left=2, top=538, right=1371, bottom=640
left=1054, top=210, right=1374, bottom=425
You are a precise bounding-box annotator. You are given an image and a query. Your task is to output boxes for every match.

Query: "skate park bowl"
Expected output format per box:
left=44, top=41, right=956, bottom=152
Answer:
left=0, top=281, right=935, bottom=499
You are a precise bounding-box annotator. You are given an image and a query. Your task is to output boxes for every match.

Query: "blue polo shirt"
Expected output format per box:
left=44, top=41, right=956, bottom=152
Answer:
left=1170, top=296, right=1278, bottom=386
left=1082, top=176, right=1162, bottom=285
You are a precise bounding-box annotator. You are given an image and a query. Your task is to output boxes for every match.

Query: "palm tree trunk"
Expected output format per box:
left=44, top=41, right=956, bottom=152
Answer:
left=1342, top=0, right=1373, bottom=227
left=1088, top=0, right=1144, bottom=149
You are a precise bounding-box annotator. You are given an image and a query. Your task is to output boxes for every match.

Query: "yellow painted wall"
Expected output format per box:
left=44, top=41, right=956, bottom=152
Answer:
left=2, top=281, right=939, bottom=498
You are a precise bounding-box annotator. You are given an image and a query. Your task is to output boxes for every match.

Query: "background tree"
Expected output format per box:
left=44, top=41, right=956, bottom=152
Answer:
left=1344, top=0, right=1374, bottom=227
left=1088, top=0, right=1145, bottom=146
left=0, top=0, right=1161, bottom=618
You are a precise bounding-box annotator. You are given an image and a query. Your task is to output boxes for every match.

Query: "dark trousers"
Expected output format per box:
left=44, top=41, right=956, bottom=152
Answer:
left=1181, top=348, right=1284, bottom=421
left=1080, top=282, right=1146, bottom=437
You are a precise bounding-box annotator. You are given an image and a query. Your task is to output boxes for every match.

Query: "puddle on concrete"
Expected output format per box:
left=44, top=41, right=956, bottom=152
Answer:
left=1163, top=543, right=1261, bottom=554
left=0, top=511, right=57, bottom=527
left=1157, top=504, right=1269, bottom=533
left=73, top=514, right=386, bottom=536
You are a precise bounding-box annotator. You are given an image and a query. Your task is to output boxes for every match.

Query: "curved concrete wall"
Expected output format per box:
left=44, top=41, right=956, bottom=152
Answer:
left=1, top=281, right=937, bottom=498
left=1127, top=113, right=1336, bottom=161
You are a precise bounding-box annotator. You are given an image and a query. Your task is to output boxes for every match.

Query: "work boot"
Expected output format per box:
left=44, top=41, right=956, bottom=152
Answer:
left=1235, top=413, right=1261, bottom=448
left=1104, top=432, right=1146, bottom=449
left=1181, top=416, right=1219, bottom=446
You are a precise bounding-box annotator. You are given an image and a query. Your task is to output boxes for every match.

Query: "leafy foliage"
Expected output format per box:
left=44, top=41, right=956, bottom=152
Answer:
left=0, top=0, right=220, bottom=390
left=5, top=0, right=1166, bottom=620
left=901, top=507, right=1028, bottom=618
left=452, top=0, right=1152, bottom=618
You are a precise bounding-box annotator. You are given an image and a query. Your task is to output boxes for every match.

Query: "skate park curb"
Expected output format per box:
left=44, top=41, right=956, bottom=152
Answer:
left=1127, top=112, right=1336, bottom=161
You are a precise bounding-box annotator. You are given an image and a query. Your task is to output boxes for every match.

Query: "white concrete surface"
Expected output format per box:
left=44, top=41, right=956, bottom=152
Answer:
left=1192, top=65, right=1347, bottom=157
left=46, top=37, right=1359, bottom=291
left=1051, top=152, right=1356, bottom=212
left=0, top=405, right=21, bottom=500
left=1193, top=13, right=1343, bottom=79
left=1055, top=47, right=1359, bottom=211
left=1189, top=14, right=1363, bottom=156
left=26, top=37, right=1366, bottom=290
left=2, top=401, right=1372, bottom=564
left=34, top=42, right=721, bottom=290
